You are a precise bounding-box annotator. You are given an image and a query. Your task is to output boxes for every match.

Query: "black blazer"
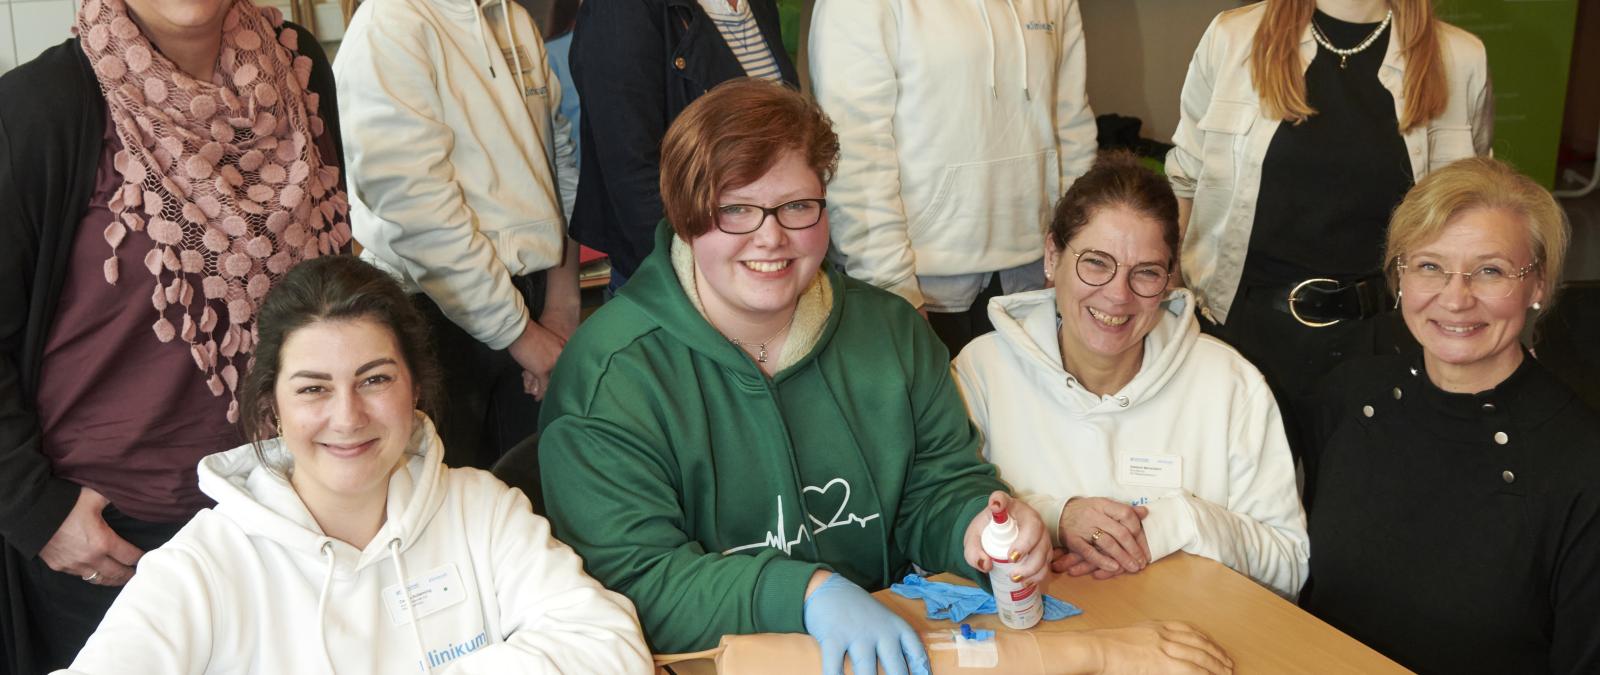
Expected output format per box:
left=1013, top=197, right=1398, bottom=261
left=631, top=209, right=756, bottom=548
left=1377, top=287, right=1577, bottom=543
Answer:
left=567, top=0, right=798, bottom=280
left=0, top=26, right=341, bottom=557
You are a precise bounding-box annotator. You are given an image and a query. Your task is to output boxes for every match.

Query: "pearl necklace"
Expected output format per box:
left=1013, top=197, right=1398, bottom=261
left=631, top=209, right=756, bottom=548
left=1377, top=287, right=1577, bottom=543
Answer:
left=728, top=312, right=796, bottom=364
left=1311, top=10, right=1393, bottom=69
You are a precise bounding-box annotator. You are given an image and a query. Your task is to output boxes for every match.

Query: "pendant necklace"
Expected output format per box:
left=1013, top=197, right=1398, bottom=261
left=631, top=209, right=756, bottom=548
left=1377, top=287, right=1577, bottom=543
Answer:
left=1311, top=10, right=1393, bottom=69
left=729, top=312, right=797, bottom=364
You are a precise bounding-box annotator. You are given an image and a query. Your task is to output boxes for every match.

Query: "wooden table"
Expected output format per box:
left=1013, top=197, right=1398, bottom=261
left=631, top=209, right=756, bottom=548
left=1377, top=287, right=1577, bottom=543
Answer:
left=662, top=553, right=1409, bottom=674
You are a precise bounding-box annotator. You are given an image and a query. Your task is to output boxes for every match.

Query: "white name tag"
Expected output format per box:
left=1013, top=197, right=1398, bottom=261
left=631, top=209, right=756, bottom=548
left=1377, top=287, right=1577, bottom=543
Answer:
left=1118, top=454, right=1183, bottom=489
left=383, top=564, right=467, bottom=626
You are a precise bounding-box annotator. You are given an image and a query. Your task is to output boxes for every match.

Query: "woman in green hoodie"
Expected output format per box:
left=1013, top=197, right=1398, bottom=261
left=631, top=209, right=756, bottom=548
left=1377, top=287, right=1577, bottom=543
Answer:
left=538, top=79, right=1232, bottom=675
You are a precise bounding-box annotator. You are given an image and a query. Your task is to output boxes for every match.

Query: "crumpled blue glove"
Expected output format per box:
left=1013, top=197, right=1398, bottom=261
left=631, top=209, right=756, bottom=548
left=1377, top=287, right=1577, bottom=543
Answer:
left=890, top=574, right=1083, bottom=623
left=804, top=573, right=930, bottom=675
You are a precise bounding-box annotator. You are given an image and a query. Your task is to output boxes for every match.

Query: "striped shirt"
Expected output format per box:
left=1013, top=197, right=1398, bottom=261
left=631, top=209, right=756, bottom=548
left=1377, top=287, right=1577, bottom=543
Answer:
left=696, top=0, right=783, bottom=81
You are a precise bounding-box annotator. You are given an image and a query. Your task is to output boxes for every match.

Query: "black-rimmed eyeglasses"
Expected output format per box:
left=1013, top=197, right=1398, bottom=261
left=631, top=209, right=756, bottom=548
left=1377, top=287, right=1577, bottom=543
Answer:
left=714, top=198, right=827, bottom=235
left=1064, top=245, right=1170, bottom=298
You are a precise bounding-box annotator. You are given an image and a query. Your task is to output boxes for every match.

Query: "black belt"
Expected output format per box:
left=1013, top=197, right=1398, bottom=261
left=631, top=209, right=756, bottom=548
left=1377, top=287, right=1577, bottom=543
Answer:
left=1257, top=276, right=1391, bottom=327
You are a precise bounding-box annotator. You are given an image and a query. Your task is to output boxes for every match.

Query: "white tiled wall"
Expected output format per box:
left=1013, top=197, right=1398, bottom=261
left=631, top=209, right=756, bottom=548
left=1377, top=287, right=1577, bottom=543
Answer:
left=10, top=0, right=76, bottom=69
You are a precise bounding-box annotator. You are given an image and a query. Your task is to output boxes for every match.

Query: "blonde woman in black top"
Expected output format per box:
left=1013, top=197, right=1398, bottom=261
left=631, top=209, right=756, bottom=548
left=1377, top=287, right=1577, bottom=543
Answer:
left=1303, top=158, right=1598, bottom=673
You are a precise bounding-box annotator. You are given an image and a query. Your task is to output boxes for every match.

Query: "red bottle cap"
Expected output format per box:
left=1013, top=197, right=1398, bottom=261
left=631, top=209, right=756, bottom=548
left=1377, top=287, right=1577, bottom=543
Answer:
left=992, top=508, right=1009, bottom=524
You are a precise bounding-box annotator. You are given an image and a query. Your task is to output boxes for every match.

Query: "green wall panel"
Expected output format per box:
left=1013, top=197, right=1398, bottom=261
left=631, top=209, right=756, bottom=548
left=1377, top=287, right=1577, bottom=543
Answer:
left=1436, top=0, right=1580, bottom=187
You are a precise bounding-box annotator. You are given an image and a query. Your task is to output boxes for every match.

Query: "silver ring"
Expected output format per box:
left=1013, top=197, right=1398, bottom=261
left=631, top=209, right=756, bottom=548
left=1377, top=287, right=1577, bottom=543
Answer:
left=82, top=571, right=100, bottom=583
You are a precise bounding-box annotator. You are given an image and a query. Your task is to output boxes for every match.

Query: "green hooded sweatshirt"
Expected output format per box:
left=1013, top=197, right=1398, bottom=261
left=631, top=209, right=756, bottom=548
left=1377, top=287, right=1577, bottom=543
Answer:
left=538, top=224, right=1005, bottom=653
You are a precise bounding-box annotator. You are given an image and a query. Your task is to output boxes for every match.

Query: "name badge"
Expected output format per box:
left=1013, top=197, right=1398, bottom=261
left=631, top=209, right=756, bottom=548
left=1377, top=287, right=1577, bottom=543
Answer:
left=383, top=564, right=467, bottom=626
left=1118, top=454, right=1183, bottom=489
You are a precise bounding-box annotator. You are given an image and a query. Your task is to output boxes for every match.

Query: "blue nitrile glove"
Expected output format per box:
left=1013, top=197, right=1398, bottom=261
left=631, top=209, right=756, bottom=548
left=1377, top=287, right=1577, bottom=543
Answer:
left=890, top=574, right=1083, bottom=623
left=803, top=573, right=930, bottom=675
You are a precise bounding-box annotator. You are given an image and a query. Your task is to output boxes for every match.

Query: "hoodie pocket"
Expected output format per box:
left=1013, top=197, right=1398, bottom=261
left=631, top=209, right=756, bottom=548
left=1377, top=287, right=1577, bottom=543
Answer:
left=908, top=149, right=1058, bottom=260
left=1195, top=99, right=1257, bottom=190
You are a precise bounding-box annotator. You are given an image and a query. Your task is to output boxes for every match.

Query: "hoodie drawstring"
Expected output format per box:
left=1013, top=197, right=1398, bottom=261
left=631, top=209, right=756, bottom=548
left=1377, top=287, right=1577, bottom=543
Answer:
left=315, top=541, right=339, bottom=674
left=390, top=538, right=432, bottom=673
left=472, top=2, right=497, bottom=77
left=498, top=0, right=525, bottom=93
left=1002, top=0, right=1030, bottom=100
left=974, top=0, right=1031, bottom=100
left=974, top=0, right=997, bottom=98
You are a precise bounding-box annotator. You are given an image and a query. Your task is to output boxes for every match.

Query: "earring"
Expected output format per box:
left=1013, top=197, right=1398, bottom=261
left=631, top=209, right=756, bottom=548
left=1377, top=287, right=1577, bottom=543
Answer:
left=1393, top=289, right=1402, bottom=309
left=275, top=417, right=283, bottom=438
left=1532, top=301, right=1542, bottom=311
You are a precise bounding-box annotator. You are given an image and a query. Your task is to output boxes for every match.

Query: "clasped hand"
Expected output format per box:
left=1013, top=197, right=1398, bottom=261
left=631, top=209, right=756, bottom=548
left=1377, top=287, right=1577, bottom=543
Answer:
left=1053, top=496, right=1152, bottom=579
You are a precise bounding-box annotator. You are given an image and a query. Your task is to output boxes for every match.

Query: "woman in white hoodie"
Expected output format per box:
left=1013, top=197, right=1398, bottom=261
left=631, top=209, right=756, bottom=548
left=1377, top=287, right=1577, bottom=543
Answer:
left=954, top=153, right=1310, bottom=598
left=59, top=256, right=651, bottom=674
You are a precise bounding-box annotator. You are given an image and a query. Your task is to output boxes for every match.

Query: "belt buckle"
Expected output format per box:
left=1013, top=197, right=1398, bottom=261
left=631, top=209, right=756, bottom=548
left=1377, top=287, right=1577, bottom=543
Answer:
left=1288, top=278, right=1344, bottom=328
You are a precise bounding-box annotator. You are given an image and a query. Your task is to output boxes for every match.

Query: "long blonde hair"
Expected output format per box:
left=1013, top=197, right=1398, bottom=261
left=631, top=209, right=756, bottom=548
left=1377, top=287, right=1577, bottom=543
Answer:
left=1250, top=0, right=1447, bottom=131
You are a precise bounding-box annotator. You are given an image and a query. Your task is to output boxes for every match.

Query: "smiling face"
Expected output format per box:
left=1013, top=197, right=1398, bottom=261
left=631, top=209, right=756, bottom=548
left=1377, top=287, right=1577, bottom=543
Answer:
left=1400, top=207, right=1543, bottom=392
left=1047, top=205, right=1172, bottom=372
left=123, top=0, right=232, bottom=40
left=274, top=317, right=417, bottom=507
left=690, top=149, right=830, bottom=332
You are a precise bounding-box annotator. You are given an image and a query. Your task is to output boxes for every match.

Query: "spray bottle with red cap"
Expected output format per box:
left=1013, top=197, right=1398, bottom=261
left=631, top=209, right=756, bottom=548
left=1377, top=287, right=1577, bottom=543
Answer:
left=980, top=506, right=1043, bottom=629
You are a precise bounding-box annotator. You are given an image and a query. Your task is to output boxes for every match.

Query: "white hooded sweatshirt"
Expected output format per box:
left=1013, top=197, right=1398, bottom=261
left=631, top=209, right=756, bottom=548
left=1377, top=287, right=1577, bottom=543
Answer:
left=809, top=0, right=1097, bottom=308
left=60, top=416, right=651, bottom=674
left=953, top=289, right=1309, bottom=598
left=336, top=0, right=578, bottom=350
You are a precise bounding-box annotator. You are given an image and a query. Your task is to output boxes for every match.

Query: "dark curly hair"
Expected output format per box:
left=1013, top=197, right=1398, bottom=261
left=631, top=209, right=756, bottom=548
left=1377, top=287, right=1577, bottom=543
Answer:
left=238, top=256, right=441, bottom=466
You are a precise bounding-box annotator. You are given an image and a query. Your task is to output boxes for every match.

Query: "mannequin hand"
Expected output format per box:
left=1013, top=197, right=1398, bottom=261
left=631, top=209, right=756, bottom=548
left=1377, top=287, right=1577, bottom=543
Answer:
left=39, top=487, right=143, bottom=586
left=961, top=492, right=1052, bottom=587
left=804, top=573, right=929, bottom=675
left=1060, top=497, right=1150, bottom=575
left=1088, top=621, right=1233, bottom=674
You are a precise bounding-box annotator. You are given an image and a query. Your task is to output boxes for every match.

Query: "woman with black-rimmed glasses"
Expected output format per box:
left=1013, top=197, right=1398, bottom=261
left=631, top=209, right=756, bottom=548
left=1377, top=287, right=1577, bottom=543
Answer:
left=1301, top=157, right=1599, bottom=674
left=955, top=152, right=1310, bottom=599
left=537, top=83, right=1233, bottom=675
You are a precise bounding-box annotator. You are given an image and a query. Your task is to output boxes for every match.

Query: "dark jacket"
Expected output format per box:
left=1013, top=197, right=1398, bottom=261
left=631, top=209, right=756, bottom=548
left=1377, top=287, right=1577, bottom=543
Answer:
left=1302, top=353, right=1600, bottom=674
left=567, top=0, right=798, bottom=281
left=0, top=27, right=342, bottom=558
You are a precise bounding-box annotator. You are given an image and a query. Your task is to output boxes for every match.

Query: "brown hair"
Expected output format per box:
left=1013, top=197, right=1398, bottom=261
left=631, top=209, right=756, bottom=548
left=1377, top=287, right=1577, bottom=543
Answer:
left=659, top=78, right=840, bottom=239
left=1385, top=157, right=1568, bottom=311
left=1250, top=0, right=1447, bottom=131
left=1048, top=151, right=1180, bottom=267
left=239, top=256, right=442, bottom=467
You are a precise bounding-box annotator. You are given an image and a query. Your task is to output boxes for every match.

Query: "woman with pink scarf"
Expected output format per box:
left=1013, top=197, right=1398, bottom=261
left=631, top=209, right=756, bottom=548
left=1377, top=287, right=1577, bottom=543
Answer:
left=0, top=0, right=350, bottom=669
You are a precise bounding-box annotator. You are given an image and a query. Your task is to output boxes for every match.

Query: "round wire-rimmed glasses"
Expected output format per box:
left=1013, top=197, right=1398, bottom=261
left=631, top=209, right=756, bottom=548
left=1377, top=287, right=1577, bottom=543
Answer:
left=714, top=198, right=827, bottom=234
left=1064, top=245, right=1170, bottom=298
left=1394, top=257, right=1538, bottom=300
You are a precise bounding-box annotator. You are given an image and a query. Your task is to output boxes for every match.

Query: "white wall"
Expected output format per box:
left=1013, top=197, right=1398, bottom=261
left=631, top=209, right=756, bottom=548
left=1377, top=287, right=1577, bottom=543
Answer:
left=1081, top=0, right=1241, bottom=143
left=3, top=0, right=78, bottom=73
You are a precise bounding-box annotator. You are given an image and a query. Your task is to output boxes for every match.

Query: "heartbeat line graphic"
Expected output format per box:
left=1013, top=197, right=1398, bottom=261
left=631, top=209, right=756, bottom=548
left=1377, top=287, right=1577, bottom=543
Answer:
left=804, top=478, right=882, bottom=535
left=723, top=478, right=882, bottom=556
left=724, top=496, right=809, bottom=555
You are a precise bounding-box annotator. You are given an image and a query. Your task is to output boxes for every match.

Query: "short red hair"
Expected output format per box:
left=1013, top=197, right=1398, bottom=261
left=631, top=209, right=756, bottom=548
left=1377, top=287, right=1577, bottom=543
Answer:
left=659, top=79, right=839, bottom=239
